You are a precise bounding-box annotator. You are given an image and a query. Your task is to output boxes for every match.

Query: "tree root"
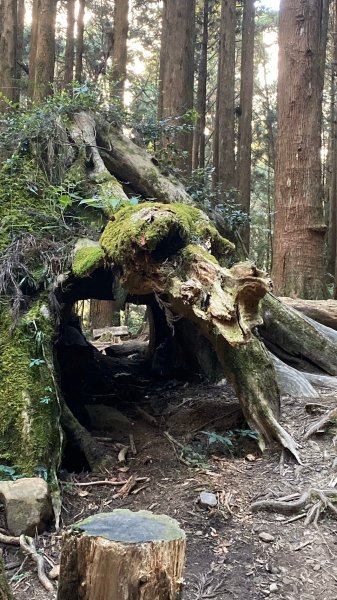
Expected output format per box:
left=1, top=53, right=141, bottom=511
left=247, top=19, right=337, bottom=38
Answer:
left=304, top=406, right=337, bottom=440
left=0, top=532, right=53, bottom=592
left=251, top=488, right=337, bottom=525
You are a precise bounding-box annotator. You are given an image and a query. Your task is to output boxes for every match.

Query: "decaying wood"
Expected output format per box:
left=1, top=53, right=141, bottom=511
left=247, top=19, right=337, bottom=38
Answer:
left=99, top=204, right=301, bottom=458
left=280, top=297, right=337, bottom=331
left=57, top=509, right=186, bottom=600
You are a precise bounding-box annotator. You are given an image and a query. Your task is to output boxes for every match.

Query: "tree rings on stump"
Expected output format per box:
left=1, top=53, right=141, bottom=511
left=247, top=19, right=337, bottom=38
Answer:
left=57, top=509, right=186, bottom=600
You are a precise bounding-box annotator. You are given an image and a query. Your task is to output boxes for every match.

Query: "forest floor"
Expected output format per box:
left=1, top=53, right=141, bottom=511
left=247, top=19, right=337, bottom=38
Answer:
left=2, top=339, right=337, bottom=600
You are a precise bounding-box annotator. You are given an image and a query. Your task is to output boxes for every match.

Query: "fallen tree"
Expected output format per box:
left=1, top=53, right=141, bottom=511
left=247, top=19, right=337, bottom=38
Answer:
left=1, top=101, right=337, bottom=490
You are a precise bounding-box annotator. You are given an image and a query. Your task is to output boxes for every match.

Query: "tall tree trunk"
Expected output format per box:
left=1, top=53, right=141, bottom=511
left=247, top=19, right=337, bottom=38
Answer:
left=64, top=0, right=75, bottom=87
left=192, top=0, right=209, bottom=172
left=33, top=0, right=57, bottom=103
left=328, top=0, right=337, bottom=279
left=237, top=0, right=255, bottom=253
left=215, top=0, right=236, bottom=193
left=16, top=0, right=25, bottom=96
left=75, top=0, right=85, bottom=83
left=272, top=0, right=328, bottom=299
left=90, top=300, right=114, bottom=330
left=158, top=0, right=196, bottom=176
left=111, top=0, right=129, bottom=104
left=0, top=0, right=18, bottom=107
left=28, top=0, right=39, bottom=99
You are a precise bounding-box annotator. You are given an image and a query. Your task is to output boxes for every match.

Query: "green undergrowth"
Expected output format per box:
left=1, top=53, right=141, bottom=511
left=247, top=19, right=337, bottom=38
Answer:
left=0, top=299, right=61, bottom=478
left=100, top=202, right=234, bottom=267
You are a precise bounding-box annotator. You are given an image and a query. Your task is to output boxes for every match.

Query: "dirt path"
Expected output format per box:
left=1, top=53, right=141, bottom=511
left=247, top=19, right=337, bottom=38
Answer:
left=2, top=379, right=337, bottom=599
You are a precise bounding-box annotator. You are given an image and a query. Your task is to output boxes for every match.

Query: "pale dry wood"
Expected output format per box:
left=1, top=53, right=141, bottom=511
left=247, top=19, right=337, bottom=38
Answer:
left=19, top=535, right=54, bottom=593
left=280, top=297, right=337, bottom=331
left=304, top=406, right=337, bottom=440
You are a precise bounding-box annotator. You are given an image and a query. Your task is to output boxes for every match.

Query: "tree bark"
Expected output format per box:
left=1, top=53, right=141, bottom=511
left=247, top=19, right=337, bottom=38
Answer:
left=33, top=0, right=57, bottom=103
left=215, top=0, right=236, bottom=193
left=16, top=0, right=25, bottom=95
left=272, top=0, right=327, bottom=298
left=58, top=510, right=186, bottom=600
left=327, top=1, right=337, bottom=278
left=90, top=299, right=114, bottom=329
left=75, top=0, right=85, bottom=83
left=0, top=0, right=18, bottom=107
left=111, top=0, right=129, bottom=103
left=28, top=0, right=39, bottom=99
left=64, top=0, right=76, bottom=87
left=192, top=0, right=209, bottom=172
left=237, top=0, right=255, bottom=252
left=158, top=0, right=196, bottom=176
left=0, top=550, right=13, bottom=600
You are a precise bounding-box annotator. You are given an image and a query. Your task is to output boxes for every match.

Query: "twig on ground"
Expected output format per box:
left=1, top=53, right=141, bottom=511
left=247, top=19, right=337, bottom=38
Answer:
left=129, top=433, right=137, bottom=455
left=135, top=406, right=158, bottom=426
left=118, top=445, right=129, bottom=463
left=69, top=476, right=149, bottom=487
left=114, top=474, right=137, bottom=498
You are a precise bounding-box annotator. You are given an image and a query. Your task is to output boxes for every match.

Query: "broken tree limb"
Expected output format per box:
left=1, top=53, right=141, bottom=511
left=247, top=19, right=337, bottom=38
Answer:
left=279, top=297, right=337, bottom=331
left=95, top=115, right=193, bottom=205
left=261, top=294, right=337, bottom=375
left=57, top=510, right=186, bottom=600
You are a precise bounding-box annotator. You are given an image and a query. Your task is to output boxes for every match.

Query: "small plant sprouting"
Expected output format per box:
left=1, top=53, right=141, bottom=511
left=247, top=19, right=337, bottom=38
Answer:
left=29, top=358, right=45, bottom=368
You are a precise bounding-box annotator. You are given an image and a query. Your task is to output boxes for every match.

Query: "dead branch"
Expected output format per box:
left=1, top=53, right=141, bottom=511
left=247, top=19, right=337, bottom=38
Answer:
left=304, top=406, right=337, bottom=440
left=252, top=488, right=337, bottom=525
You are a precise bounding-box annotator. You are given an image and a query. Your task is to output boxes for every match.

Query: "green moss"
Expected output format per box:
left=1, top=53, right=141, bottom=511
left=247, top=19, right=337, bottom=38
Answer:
left=181, top=244, right=219, bottom=265
left=100, top=202, right=233, bottom=266
left=72, top=245, right=104, bottom=277
left=0, top=300, right=61, bottom=477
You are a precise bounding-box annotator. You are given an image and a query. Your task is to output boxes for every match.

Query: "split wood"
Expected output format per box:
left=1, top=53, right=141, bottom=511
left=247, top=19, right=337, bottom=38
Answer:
left=251, top=488, right=337, bottom=525
left=0, top=532, right=53, bottom=592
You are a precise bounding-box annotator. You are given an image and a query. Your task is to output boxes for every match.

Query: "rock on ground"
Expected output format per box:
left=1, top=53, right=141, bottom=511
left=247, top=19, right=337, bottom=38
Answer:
left=0, top=478, right=52, bottom=536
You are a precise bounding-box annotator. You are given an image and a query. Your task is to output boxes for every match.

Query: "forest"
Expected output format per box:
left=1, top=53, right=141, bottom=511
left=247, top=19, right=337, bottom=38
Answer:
left=1, top=0, right=337, bottom=598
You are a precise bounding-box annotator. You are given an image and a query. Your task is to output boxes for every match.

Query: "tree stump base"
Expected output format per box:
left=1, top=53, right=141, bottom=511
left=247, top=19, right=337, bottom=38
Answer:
left=0, top=551, right=13, bottom=600
left=57, top=509, right=186, bottom=600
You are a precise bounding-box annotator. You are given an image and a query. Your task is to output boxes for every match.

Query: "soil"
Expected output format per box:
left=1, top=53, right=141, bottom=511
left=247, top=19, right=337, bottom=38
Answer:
left=2, top=338, right=337, bottom=600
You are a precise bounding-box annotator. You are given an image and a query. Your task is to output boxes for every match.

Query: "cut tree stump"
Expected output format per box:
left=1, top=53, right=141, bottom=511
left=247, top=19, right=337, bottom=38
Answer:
left=57, top=509, right=186, bottom=600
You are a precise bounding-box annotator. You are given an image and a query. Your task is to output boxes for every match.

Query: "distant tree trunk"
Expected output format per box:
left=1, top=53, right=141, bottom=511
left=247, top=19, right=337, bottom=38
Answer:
left=75, top=0, right=85, bottom=83
left=28, top=0, right=39, bottom=98
left=111, top=0, right=129, bottom=103
left=33, top=0, right=57, bottom=103
left=237, top=0, right=255, bottom=253
left=272, top=0, right=327, bottom=299
left=158, top=0, right=196, bottom=176
left=64, top=0, right=75, bottom=87
left=0, top=0, right=18, bottom=107
left=90, top=300, right=114, bottom=330
left=16, top=0, right=25, bottom=94
left=192, top=0, right=209, bottom=172
left=214, top=0, right=236, bottom=194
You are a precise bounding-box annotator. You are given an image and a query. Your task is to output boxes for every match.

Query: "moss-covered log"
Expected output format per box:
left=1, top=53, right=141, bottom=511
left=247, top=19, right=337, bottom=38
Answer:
left=261, top=294, right=337, bottom=375
left=96, top=203, right=299, bottom=458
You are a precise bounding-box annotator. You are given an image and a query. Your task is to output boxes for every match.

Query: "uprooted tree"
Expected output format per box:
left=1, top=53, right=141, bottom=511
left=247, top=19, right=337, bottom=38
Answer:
left=1, top=98, right=337, bottom=507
